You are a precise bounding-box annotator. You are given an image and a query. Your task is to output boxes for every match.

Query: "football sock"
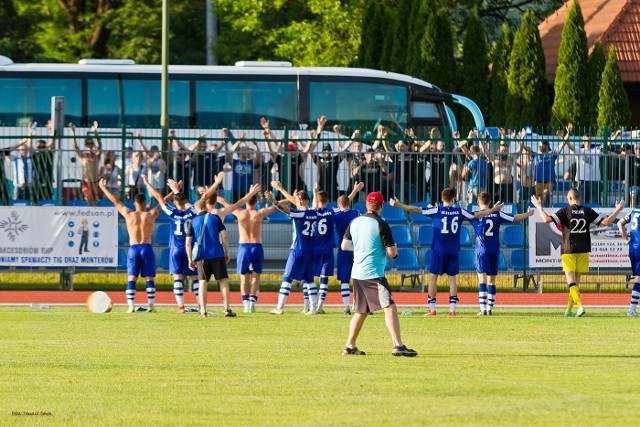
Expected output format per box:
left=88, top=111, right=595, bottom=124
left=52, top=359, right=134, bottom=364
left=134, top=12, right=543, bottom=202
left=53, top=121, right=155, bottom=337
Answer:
left=568, top=283, right=582, bottom=308
left=340, top=282, right=351, bottom=309
left=242, top=295, right=249, bottom=312
left=630, top=283, right=640, bottom=311
left=249, top=294, right=258, bottom=310
left=428, top=297, right=436, bottom=312
left=302, top=282, right=309, bottom=311
left=308, top=283, right=318, bottom=311
left=126, top=280, right=136, bottom=308
left=478, top=283, right=487, bottom=312
left=146, top=280, right=156, bottom=308
left=277, top=278, right=292, bottom=309
left=173, top=280, right=184, bottom=306
left=449, top=295, right=458, bottom=313
left=193, top=281, right=200, bottom=300
left=487, top=284, right=496, bottom=311
left=318, top=276, right=329, bottom=309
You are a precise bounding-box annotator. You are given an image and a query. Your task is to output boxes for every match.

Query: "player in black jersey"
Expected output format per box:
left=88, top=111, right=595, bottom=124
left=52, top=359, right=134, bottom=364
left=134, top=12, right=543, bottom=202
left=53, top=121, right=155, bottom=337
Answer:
left=531, top=189, right=624, bottom=317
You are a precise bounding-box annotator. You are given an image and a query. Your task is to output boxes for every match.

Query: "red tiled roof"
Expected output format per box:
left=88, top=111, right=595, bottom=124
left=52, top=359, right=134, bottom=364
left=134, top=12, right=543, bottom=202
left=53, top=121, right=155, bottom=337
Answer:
left=539, top=0, right=640, bottom=83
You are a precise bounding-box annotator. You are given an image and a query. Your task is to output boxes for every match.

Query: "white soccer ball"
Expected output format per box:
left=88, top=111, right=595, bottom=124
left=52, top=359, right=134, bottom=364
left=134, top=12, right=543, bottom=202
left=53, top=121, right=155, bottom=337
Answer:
left=86, top=291, right=113, bottom=314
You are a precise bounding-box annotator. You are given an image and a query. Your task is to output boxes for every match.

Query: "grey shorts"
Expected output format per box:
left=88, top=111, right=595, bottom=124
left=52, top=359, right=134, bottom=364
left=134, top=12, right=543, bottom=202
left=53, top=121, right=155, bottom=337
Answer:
left=352, top=277, right=395, bottom=314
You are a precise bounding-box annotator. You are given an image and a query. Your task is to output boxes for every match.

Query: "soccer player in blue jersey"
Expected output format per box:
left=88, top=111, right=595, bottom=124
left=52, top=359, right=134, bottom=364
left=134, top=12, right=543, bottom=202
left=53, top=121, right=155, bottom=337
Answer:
left=617, top=208, right=640, bottom=316
left=532, top=190, right=624, bottom=317
left=471, top=191, right=534, bottom=316
left=391, top=188, right=503, bottom=316
left=100, top=178, right=163, bottom=313
left=266, top=181, right=318, bottom=315
left=332, top=183, right=365, bottom=315
left=311, top=181, right=364, bottom=314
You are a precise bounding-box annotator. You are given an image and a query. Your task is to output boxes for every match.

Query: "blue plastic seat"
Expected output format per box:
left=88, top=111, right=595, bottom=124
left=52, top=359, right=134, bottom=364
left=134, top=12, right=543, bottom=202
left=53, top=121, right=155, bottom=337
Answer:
left=9, top=199, right=30, bottom=206
left=156, top=209, right=171, bottom=223
left=95, top=199, right=115, bottom=207
left=510, top=249, right=530, bottom=270
left=467, top=202, right=480, bottom=213
left=67, top=199, right=89, bottom=207
left=409, top=211, right=432, bottom=224
left=353, top=201, right=367, bottom=214
left=394, top=249, right=421, bottom=270
left=417, top=225, right=433, bottom=247
left=501, top=202, right=518, bottom=215
left=498, top=251, right=508, bottom=271
left=391, top=225, right=413, bottom=247
left=381, top=205, right=407, bottom=224
left=552, top=202, right=569, bottom=208
left=584, top=203, right=601, bottom=208
left=124, top=200, right=136, bottom=211
left=459, top=250, right=475, bottom=271
left=153, top=223, right=171, bottom=246
left=118, top=225, right=125, bottom=245
left=36, top=199, right=58, bottom=206
left=502, top=225, right=524, bottom=248
left=160, top=248, right=170, bottom=270
left=459, top=226, right=472, bottom=247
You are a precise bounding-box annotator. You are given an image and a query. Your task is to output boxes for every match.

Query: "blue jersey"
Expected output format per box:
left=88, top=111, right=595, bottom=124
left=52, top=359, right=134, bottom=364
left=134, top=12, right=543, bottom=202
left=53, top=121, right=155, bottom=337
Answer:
left=623, top=209, right=640, bottom=251
left=334, top=209, right=361, bottom=241
left=289, top=208, right=317, bottom=252
left=471, top=210, right=514, bottom=254
left=186, top=213, right=226, bottom=260
left=314, top=207, right=338, bottom=253
left=468, top=158, right=488, bottom=190
left=532, top=150, right=559, bottom=183
left=232, top=158, right=253, bottom=192
left=162, top=204, right=197, bottom=249
left=422, top=205, right=475, bottom=252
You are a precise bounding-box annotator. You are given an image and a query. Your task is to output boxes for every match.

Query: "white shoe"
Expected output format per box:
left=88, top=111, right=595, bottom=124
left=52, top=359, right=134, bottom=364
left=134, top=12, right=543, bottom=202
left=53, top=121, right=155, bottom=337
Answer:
left=627, top=309, right=639, bottom=317
left=269, top=308, right=284, bottom=315
left=305, top=310, right=317, bottom=316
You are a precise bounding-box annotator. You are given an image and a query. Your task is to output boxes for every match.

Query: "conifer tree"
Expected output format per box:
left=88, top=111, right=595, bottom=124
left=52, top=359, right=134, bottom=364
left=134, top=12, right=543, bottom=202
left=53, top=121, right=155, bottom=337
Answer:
left=459, top=7, right=489, bottom=129
left=379, top=3, right=395, bottom=70
left=489, top=23, right=513, bottom=126
left=597, top=45, right=630, bottom=129
left=390, top=0, right=413, bottom=73
left=358, top=0, right=380, bottom=68
left=505, top=10, right=548, bottom=128
left=552, top=0, right=589, bottom=127
left=405, top=0, right=433, bottom=77
left=421, top=10, right=457, bottom=94
left=586, top=41, right=606, bottom=126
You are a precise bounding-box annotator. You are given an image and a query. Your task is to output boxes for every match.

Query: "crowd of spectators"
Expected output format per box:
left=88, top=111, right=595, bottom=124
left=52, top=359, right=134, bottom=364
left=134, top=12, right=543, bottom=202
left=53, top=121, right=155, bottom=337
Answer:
left=2, top=118, right=640, bottom=208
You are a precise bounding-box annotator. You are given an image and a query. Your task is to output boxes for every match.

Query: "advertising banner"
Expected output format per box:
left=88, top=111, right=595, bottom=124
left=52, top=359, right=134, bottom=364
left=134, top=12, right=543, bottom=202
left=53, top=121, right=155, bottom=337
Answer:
left=0, top=206, right=118, bottom=267
left=528, top=207, right=631, bottom=268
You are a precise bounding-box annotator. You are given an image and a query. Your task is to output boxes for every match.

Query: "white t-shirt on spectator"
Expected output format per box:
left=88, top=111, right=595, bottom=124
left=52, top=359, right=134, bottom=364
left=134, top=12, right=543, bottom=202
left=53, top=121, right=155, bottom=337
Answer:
left=575, top=147, right=601, bottom=182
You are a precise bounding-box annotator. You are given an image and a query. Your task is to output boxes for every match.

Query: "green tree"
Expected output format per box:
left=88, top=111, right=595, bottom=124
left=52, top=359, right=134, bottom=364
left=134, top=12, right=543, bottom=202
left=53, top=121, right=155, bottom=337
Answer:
left=0, top=0, right=41, bottom=62
left=597, top=45, right=630, bottom=129
left=586, top=41, right=606, bottom=126
left=406, top=0, right=433, bottom=77
left=489, top=23, right=513, bottom=126
left=389, top=0, right=413, bottom=73
left=552, top=0, right=589, bottom=127
left=379, top=3, right=396, bottom=70
left=459, top=7, right=489, bottom=129
left=505, top=10, right=548, bottom=128
left=358, top=0, right=378, bottom=68
left=421, top=10, right=457, bottom=94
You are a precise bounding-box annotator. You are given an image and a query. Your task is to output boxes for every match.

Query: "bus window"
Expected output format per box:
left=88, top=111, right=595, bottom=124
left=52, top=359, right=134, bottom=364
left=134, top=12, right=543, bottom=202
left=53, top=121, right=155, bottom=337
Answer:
left=122, top=80, right=190, bottom=128
left=310, top=82, right=407, bottom=131
left=0, top=78, right=81, bottom=126
left=88, top=79, right=120, bottom=127
left=196, top=81, right=297, bottom=128
left=411, top=101, right=441, bottom=119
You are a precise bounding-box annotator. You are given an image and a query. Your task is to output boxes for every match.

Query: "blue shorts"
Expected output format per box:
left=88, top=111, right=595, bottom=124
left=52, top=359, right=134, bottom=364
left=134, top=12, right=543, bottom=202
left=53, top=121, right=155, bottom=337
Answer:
left=237, top=243, right=264, bottom=274
left=475, top=251, right=499, bottom=276
left=336, top=249, right=354, bottom=283
left=127, top=244, right=156, bottom=278
left=283, top=250, right=315, bottom=283
left=314, top=248, right=335, bottom=277
left=429, top=250, right=459, bottom=276
left=169, top=246, right=197, bottom=277
left=630, top=248, right=640, bottom=277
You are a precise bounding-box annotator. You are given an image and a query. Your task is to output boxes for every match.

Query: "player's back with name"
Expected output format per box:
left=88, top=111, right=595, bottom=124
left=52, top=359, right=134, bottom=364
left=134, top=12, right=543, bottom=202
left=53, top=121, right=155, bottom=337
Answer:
left=422, top=205, right=474, bottom=253
left=289, top=208, right=317, bottom=252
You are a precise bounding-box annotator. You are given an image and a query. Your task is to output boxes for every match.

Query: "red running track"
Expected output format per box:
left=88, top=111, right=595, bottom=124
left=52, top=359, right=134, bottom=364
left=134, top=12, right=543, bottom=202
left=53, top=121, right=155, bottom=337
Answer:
left=0, top=290, right=630, bottom=307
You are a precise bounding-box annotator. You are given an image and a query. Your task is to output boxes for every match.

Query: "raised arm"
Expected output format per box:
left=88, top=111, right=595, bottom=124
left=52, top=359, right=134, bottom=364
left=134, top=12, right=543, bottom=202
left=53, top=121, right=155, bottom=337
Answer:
left=199, top=171, right=226, bottom=201
left=217, top=183, right=261, bottom=217
left=513, top=208, right=535, bottom=222
left=472, top=201, right=505, bottom=219
left=389, top=197, right=421, bottom=213
left=265, top=190, right=291, bottom=216
left=136, top=132, right=154, bottom=160
left=530, top=195, right=553, bottom=223
left=601, top=200, right=625, bottom=226
left=348, top=181, right=365, bottom=202
left=69, top=123, right=82, bottom=157
left=98, top=178, right=128, bottom=216
left=312, top=182, right=320, bottom=209
left=559, top=123, right=574, bottom=153
left=92, top=121, right=102, bottom=157
left=142, top=174, right=166, bottom=207
left=271, top=180, right=297, bottom=205
left=479, top=139, right=495, bottom=163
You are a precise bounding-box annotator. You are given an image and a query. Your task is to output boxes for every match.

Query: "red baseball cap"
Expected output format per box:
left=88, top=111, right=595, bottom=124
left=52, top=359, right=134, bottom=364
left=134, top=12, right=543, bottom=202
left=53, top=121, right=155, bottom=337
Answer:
left=287, top=142, right=297, bottom=151
left=366, top=192, right=384, bottom=204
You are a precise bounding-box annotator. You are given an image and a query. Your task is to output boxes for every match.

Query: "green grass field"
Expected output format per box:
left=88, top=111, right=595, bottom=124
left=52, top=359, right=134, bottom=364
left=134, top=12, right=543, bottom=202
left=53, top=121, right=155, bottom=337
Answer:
left=1, top=307, right=638, bottom=426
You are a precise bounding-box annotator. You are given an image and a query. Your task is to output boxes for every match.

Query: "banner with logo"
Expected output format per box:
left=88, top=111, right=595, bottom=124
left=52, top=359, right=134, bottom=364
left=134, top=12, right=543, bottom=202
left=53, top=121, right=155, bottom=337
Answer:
left=528, top=207, right=631, bottom=268
left=0, top=206, right=118, bottom=267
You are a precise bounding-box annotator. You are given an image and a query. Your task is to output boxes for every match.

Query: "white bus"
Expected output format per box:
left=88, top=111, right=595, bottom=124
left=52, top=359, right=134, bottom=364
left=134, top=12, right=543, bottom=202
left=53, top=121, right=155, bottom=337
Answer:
left=0, top=56, right=483, bottom=134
